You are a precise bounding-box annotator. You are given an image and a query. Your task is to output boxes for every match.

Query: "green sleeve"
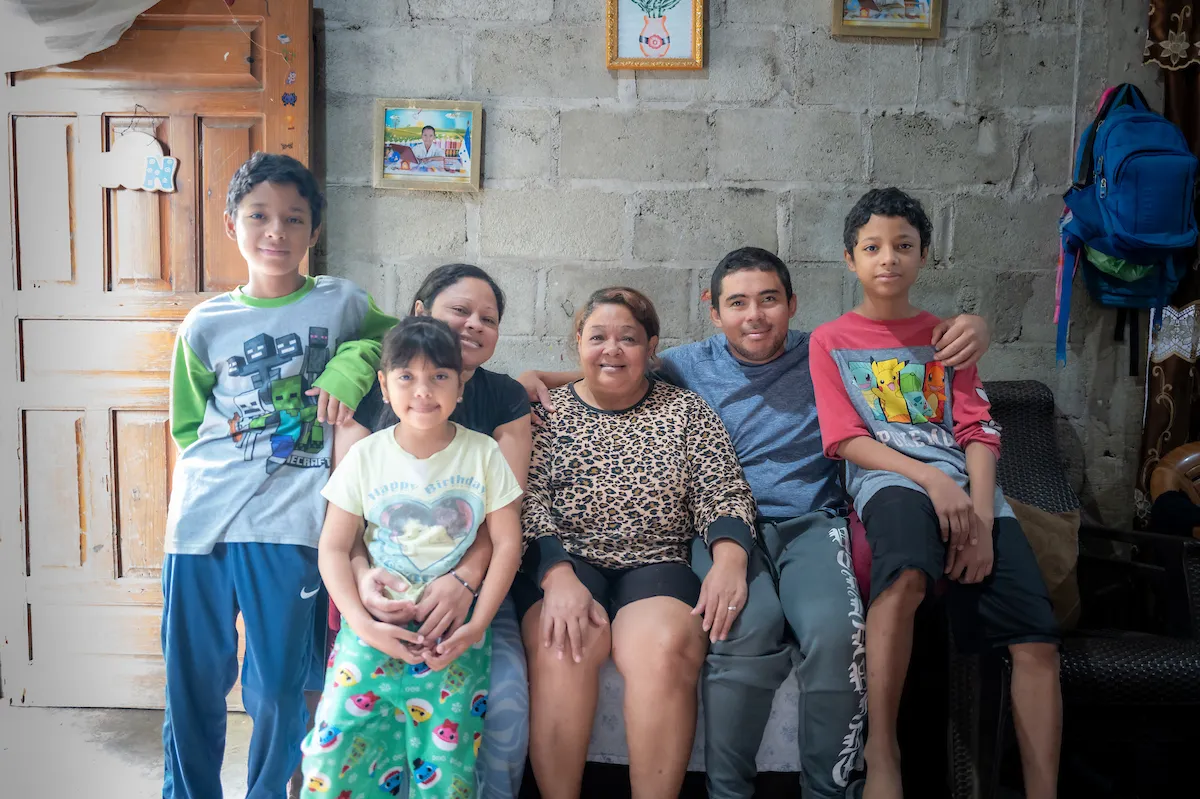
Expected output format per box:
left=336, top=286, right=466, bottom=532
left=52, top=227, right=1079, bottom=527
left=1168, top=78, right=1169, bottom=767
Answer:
left=170, top=333, right=217, bottom=451
left=312, top=295, right=399, bottom=410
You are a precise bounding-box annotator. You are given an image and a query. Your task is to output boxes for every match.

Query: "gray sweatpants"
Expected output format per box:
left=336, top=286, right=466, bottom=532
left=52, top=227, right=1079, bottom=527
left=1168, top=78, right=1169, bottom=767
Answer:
left=691, top=510, right=867, bottom=799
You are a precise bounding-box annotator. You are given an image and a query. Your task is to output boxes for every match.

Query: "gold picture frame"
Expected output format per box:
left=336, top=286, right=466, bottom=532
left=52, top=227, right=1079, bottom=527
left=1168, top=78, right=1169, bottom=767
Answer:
left=606, top=0, right=704, bottom=70
left=372, top=98, right=482, bottom=192
left=831, top=0, right=943, bottom=40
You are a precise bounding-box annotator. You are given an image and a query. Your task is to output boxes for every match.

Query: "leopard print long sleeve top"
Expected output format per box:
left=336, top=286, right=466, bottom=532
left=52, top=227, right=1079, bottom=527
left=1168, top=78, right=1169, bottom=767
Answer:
left=521, top=380, right=757, bottom=583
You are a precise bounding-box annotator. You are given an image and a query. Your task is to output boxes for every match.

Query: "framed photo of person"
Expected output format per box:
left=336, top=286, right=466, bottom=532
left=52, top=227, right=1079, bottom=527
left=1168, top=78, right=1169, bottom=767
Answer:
left=372, top=99, right=483, bottom=191
left=832, top=0, right=943, bottom=40
left=606, top=0, right=704, bottom=70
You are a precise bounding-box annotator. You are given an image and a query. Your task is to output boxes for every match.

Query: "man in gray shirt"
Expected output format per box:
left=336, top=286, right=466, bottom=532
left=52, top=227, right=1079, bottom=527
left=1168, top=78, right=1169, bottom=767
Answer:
left=523, top=247, right=988, bottom=799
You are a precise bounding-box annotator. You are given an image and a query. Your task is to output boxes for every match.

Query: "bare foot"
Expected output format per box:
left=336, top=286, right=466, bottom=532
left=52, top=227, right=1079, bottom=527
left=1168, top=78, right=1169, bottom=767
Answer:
left=863, top=741, right=903, bottom=799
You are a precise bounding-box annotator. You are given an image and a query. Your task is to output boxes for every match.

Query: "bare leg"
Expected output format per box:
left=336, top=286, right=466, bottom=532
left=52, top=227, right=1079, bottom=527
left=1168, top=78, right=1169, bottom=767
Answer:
left=610, top=597, right=707, bottom=799
left=863, top=570, right=926, bottom=799
left=1009, top=642, right=1061, bottom=799
left=523, top=601, right=611, bottom=799
left=287, top=691, right=321, bottom=799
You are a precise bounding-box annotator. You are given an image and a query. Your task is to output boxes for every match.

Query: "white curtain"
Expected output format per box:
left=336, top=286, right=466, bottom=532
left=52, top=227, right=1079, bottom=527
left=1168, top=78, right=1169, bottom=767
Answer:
left=0, top=0, right=160, bottom=73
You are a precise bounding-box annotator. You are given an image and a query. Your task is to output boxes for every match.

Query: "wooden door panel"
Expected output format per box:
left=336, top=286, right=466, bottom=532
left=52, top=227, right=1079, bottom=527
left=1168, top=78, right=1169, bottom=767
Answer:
left=2, top=0, right=310, bottom=710
left=12, top=115, right=77, bottom=288
left=10, top=20, right=264, bottom=90
left=114, top=410, right=173, bottom=579
left=200, top=116, right=263, bottom=292
left=22, top=410, right=88, bottom=573
left=20, top=319, right=177, bottom=384
left=107, top=116, right=175, bottom=292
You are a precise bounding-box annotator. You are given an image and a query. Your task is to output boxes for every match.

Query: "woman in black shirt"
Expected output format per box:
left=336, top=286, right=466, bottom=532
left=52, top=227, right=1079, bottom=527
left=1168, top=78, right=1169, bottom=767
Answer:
left=334, top=263, right=532, bottom=799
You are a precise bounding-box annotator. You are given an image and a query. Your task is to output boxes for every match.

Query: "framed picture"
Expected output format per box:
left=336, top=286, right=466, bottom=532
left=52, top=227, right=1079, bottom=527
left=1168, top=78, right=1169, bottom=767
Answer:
left=832, top=0, right=943, bottom=39
left=372, top=99, right=482, bottom=192
left=606, top=0, right=704, bottom=70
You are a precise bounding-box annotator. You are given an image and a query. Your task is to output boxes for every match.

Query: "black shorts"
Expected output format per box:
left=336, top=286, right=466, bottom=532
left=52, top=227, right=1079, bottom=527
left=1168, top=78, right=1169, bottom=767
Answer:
left=860, top=486, right=1060, bottom=653
left=511, top=559, right=701, bottom=622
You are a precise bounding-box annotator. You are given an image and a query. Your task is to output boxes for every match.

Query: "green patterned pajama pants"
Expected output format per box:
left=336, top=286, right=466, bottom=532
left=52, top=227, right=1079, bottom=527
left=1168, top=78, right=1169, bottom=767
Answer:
left=300, top=624, right=491, bottom=799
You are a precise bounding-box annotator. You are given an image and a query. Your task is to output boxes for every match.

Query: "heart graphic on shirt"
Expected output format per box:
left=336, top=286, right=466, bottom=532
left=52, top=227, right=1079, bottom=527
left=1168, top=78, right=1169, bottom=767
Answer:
left=372, top=495, right=478, bottom=572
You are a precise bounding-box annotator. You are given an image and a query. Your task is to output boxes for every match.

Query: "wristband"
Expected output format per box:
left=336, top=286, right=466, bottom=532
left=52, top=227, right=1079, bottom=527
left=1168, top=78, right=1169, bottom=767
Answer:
left=449, top=569, right=479, bottom=598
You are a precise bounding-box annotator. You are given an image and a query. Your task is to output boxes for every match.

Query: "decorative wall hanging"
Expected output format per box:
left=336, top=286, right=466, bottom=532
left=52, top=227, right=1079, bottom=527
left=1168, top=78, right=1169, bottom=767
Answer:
left=373, top=99, right=482, bottom=192
left=98, top=129, right=178, bottom=192
left=606, top=0, right=704, bottom=70
left=832, top=0, right=943, bottom=40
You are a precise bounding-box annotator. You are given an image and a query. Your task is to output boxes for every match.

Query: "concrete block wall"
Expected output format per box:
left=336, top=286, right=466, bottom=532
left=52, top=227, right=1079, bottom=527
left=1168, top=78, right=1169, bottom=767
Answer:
left=315, top=0, right=1160, bottom=524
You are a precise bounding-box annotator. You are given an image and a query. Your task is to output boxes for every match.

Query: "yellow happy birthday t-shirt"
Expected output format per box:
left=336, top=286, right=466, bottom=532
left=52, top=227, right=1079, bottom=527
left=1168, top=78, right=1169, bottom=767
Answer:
left=321, top=423, right=522, bottom=602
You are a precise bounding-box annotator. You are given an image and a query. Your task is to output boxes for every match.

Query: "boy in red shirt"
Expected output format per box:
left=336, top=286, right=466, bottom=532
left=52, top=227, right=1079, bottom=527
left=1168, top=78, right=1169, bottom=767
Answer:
left=809, top=188, right=1061, bottom=799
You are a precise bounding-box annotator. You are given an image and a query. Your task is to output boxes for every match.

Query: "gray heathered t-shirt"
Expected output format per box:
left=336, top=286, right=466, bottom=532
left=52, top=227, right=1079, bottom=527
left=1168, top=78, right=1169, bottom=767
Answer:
left=658, top=330, right=845, bottom=521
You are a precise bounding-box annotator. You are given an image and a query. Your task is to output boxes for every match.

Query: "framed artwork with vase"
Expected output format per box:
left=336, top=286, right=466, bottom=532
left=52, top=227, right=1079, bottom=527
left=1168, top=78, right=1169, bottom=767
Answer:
left=832, top=0, right=943, bottom=39
left=606, top=0, right=704, bottom=70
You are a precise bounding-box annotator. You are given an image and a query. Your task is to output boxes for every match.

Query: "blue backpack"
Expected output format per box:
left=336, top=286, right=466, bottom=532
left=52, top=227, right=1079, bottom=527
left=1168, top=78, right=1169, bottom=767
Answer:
left=1056, top=83, right=1198, bottom=371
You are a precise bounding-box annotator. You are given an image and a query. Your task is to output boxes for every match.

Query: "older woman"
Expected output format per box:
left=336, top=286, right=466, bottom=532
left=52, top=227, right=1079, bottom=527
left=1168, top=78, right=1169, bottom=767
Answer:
left=517, top=287, right=756, bottom=799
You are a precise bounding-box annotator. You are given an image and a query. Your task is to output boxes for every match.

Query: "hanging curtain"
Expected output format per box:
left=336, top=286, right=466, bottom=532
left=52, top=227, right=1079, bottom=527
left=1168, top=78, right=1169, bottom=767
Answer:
left=1135, top=1, right=1200, bottom=525
left=0, top=0, right=159, bottom=74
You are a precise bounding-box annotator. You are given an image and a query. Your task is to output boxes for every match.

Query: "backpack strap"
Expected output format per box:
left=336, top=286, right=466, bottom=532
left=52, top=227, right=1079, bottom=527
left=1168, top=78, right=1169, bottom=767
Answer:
left=1074, top=84, right=1151, bottom=189
left=1128, top=309, right=1140, bottom=377
left=1056, top=247, right=1078, bottom=366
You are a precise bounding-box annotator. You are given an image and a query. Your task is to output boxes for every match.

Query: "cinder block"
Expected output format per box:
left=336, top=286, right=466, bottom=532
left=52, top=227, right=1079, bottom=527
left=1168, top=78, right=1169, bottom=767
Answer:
left=995, top=270, right=1059, bottom=345
left=634, top=189, right=779, bottom=261
left=1005, top=0, right=1077, bottom=26
left=792, top=30, right=922, bottom=109
left=483, top=108, right=554, bottom=181
left=791, top=187, right=869, bottom=262
left=790, top=266, right=848, bottom=330
left=321, top=0, right=407, bottom=25
left=543, top=264, right=694, bottom=339
left=325, top=28, right=465, bottom=97
left=473, top=28, right=617, bottom=99
left=324, top=93, right=375, bottom=186
left=951, top=194, right=1062, bottom=270
left=479, top=190, right=624, bottom=259
left=866, top=39, right=924, bottom=108
left=945, top=0, right=999, bottom=27
left=1077, top=7, right=1159, bottom=120
left=914, top=34, right=969, bottom=107
left=791, top=29, right=874, bottom=106
left=970, top=29, right=1076, bottom=108
left=637, top=27, right=782, bottom=104
left=907, top=267, right=987, bottom=319
left=713, top=108, right=863, bottom=182
left=560, top=0, right=603, bottom=22
left=726, top=0, right=803, bottom=25
left=324, top=187, right=467, bottom=259
left=322, top=259, right=392, bottom=314
left=870, top=113, right=1012, bottom=187
left=1025, top=118, right=1074, bottom=191
left=560, top=110, right=710, bottom=181
left=486, top=335, right=574, bottom=376
left=989, top=270, right=1038, bottom=344
left=409, top=0, right=552, bottom=22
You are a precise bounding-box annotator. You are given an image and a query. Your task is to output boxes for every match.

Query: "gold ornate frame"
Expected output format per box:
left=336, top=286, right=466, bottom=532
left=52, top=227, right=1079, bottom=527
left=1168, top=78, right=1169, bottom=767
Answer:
left=831, top=0, right=943, bottom=40
left=606, top=0, right=705, bottom=71
left=372, top=98, right=483, bottom=192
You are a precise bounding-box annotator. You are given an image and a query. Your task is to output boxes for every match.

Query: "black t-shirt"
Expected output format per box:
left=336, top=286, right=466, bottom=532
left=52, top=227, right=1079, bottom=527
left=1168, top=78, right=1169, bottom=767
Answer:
left=354, top=366, right=531, bottom=436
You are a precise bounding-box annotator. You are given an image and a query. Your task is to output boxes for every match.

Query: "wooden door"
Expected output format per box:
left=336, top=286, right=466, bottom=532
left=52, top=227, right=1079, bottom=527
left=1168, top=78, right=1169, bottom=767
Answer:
left=0, top=0, right=311, bottom=709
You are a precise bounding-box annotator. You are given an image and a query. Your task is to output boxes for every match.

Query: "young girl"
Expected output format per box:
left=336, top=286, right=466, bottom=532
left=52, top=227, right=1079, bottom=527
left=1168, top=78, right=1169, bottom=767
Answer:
left=301, top=316, right=523, bottom=798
